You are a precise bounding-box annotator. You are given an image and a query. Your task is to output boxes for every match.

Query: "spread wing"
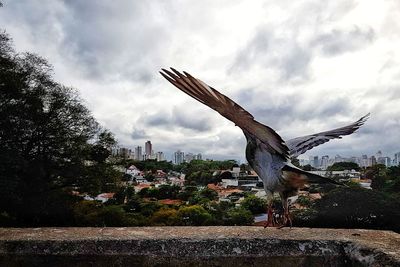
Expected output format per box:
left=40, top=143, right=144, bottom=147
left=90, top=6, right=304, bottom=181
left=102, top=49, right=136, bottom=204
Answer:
left=286, top=114, right=370, bottom=158
left=160, top=68, right=289, bottom=159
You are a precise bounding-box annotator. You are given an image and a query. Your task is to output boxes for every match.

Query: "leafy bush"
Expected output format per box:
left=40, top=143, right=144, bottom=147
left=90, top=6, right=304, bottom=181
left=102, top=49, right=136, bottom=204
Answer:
left=240, top=195, right=267, bottom=214
left=150, top=208, right=179, bottom=226
left=177, top=205, right=212, bottom=226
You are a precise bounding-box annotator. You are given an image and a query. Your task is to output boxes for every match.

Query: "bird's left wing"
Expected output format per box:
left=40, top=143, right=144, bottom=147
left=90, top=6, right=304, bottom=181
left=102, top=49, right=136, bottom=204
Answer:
left=160, top=68, right=289, bottom=159
left=286, top=114, right=369, bottom=158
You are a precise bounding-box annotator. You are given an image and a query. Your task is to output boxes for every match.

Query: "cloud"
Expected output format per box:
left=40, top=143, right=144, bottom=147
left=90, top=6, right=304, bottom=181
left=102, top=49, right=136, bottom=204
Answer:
left=229, top=28, right=312, bottom=81
left=313, top=26, right=375, bottom=56
left=131, top=128, right=149, bottom=139
left=1, top=0, right=400, bottom=161
left=140, top=107, right=215, bottom=132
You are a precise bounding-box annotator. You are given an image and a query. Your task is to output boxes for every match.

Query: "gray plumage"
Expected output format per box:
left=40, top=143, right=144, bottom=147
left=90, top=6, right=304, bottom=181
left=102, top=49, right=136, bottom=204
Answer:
left=286, top=114, right=369, bottom=158
left=160, top=68, right=369, bottom=226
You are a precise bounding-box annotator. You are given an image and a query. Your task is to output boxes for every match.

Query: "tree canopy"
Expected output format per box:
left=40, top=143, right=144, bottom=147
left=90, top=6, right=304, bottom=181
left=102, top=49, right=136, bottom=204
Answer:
left=0, top=32, right=119, bottom=225
left=327, top=162, right=360, bottom=171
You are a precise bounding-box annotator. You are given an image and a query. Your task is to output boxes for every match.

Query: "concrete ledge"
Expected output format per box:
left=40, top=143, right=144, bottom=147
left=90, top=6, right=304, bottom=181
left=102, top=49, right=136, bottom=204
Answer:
left=0, top=227, right=399, bottom=266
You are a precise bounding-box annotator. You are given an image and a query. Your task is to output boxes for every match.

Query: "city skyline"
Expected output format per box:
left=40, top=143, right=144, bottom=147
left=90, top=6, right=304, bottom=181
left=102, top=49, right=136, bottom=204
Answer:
left=1, top=1, right=400, bottom=162
left=115, top=138, right=400, bottom=166
left=299, top=150, right=400, bottom=169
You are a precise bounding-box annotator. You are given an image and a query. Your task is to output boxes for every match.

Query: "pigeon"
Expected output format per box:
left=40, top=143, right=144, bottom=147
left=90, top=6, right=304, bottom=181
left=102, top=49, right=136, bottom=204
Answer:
left=160, top=68, right=369, bottom=227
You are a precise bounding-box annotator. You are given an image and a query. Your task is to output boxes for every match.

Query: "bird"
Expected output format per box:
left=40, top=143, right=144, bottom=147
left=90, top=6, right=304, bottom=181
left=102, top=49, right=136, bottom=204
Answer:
left=160, top=68, right=369, bottom=228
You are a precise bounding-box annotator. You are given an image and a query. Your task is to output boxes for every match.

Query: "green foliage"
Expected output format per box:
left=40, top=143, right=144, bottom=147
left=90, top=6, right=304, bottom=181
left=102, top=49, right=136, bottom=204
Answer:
left=150, top=207, right=179, bottom=226
left=107, top=186, right=136, bottom=205
left=137, top=185, right=181, bottom=200
left=73, top=200, right=143, bottom=226
left=138, top=201, right=163, bottom=217
left=185, top=171, right=216, bottom=185
left=205, top=201, right=234, bottom=224
left=157, top=184, right=181, bottom=199
left=223, top=207, right=253, bottom=226
left=177, top=205, right=212, bottom=226
left=295, top=187, right=400, bottom=232
left=144, top=172, right=156, bottom=182
left=179, top=160, right=238, bottom=185
left=0, top=32, right=122, bottom=226
left=327, top=162, right=360, bottom=171
left=119, top=159, right=173, bottom=173
left=296, top=195, right=313, bottom=208
left=301, top=164, right=315, bottom=171
left=188, top=188, right=218, bottom=205
left=240, top=195, right=267, bottom=214
left=177, top=186, right=198, bottom=201
left=366, top=164, right=388, bottom=190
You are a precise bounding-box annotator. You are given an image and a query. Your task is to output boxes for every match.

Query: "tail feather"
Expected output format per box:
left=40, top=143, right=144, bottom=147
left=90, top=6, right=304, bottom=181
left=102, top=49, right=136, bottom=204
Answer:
left=282, top=164, right=344, bottom=186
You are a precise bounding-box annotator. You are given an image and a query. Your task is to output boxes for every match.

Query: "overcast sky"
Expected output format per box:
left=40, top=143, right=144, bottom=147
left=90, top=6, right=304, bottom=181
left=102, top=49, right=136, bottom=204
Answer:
left=1, top=0, right=399, bottom=162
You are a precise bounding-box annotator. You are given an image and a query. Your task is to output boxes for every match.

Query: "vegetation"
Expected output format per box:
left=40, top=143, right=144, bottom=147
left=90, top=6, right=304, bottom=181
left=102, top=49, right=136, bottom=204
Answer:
left=294, top=164, right=400, bottom=232
left=326, top=162, right=360, bottom=171
left=0, top=32, right=121, bottom=226
left=294, top=187, right=400, bottom=232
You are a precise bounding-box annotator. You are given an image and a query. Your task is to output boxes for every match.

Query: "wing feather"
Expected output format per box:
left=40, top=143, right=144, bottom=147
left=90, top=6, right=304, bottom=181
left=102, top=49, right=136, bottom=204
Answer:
left=286, top=114, right=370, bottom=158
left=160, top=68, right=289, bottom=159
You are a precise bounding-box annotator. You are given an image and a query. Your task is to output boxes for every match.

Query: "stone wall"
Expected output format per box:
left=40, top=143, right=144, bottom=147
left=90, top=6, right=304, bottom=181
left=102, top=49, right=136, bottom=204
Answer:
left=0, top=227, right=399, bottom=266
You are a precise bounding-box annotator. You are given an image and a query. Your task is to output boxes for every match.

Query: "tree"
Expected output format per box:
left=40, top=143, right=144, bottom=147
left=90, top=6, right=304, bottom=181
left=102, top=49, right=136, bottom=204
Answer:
left=301, top=164, right=315, bottom=171
left=150, top=208, right=179, bottom=226
left=177, top=186, right=198, bottom=201
left=0, top=32, right=113, bottom=225
left=295, top=187, right=400, bottom=232
left=157, top=184, right=181, bottom=199
left=224, top=207, right=253, bottom=226
left=177, top=205, right=212, bottom=226
left=241, top=195, right=267, bottom=214
left=327, top=162, right=360, bottom=171
left=366, top=164, right=387, bottom=190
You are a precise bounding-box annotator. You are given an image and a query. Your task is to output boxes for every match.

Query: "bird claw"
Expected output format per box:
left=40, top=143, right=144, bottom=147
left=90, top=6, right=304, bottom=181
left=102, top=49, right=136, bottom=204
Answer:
left=277, top=213, right=292, bottom=229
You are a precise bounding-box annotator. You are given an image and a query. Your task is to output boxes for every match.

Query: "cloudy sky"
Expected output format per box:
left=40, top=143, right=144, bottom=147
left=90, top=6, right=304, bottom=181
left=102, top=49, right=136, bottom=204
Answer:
left=1, top=0, right=400, bottom=162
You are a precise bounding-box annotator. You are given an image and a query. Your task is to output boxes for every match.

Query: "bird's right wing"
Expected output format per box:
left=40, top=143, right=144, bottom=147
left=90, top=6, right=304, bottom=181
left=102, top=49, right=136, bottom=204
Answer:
left=160, top=68, right=289, bottom=159
left=286, top=114, right=370, bottom=158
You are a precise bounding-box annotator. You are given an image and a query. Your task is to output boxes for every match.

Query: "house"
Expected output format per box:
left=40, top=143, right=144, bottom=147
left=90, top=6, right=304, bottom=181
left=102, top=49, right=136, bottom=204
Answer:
left=95, top=193, right=115, bottom=203
left=126, top=165, right=141, bottom=176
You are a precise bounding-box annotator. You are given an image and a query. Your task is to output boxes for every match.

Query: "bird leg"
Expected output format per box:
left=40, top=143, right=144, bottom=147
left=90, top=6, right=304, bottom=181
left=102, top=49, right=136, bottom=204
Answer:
left=278, top=197, right=292, bottom=229
left=263, top=203, right=276, bottom=228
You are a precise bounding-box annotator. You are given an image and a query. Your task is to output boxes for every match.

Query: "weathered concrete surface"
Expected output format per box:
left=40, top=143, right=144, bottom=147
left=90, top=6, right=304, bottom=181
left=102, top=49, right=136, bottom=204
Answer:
left=0, top=227, right=399, bottom=266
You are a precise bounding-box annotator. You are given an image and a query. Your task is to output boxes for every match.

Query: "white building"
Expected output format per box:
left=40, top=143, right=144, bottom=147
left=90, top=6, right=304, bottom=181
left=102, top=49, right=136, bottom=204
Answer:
left=126, top=165, right=141, bottom=176
left=185, top=153, right=195, bottom=162
left=156, top=151, right=165, bottom=161
left=174, top=150, right=185, bottom=165
left=134, top=146, right=143, bottom=161
left=394, top=152, right=400, bottom=166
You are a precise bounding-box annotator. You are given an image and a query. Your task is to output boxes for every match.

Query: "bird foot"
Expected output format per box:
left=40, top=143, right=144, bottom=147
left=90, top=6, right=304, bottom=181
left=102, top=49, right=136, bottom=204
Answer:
left=277, top=213, right=292, bottom=229
left=264, top=207, right=277, bottom=228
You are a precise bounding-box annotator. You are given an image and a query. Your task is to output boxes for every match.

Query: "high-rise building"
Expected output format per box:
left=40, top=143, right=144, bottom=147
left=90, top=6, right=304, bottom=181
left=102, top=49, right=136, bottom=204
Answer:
left=334, top=154, right=344, bottom=163
left=134, top=146, right=142, bottom=161
left=313, top=156, right=319, bottom=168
left=368, top=156, right=376, bottom=166
left=361, top=155, right=368, bottom=168
left=156, top=151, right=165, bottom=161
left=174, top=150, right=185, bottom=165
left=118, top=147, right=133, bottom=159
left=382, top=157, right=391, bottom=167
left=145, top=141, right=152, bottom=160
left=309, top=156, right=315, bottom=167
left=394, top=152, right=400, bottom=166
left=321, top=155, right=329, bottom=170
left=196, top=153, right=202, bottom=160
left=185, top=153, right=195, bottom=163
